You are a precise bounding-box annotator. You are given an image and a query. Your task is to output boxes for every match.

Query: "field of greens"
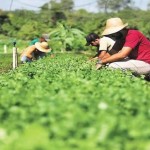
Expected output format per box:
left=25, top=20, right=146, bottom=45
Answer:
left=0, top=54, right=13, bottom=73
left=0, top=53, right=150, bottom=150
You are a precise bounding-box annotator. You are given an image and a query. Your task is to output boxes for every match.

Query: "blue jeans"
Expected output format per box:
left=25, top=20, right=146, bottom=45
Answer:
left=21, top=56, right=32, bottom=63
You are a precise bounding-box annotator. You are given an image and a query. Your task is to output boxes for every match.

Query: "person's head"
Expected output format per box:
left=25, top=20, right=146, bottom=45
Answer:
left=41, top=34, right=50, bottom=42
left=85, top=33, right=100, bottom=46
left=39, top=37, right=47, bottom=42
left=101, top=17, right=128, bottom=36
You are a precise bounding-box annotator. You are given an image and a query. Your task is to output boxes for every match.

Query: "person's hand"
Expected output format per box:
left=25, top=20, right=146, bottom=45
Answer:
left=95, top=59, right=103, bottom=70
left=47, top=48, right=52, bottom=53
left=90, top=57, right=98, bottom=61
left=87, top=57, right=98, bottom=63
left=96, top=63, right=102, bottom=70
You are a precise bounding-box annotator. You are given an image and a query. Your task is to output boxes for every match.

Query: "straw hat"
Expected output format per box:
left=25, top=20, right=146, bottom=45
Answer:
left=35, top=42, right=51, bottom=53
left=101, top=17, right=128, bottom=36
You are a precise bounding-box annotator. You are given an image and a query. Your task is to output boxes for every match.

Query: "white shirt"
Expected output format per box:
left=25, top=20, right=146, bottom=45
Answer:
left=99, top=36, right=115, bottom=51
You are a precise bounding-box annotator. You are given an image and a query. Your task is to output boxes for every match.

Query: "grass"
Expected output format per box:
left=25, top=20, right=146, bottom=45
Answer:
left=0, top=53, right=21, bottom=73
left=0, top=53, right=13, bottom=73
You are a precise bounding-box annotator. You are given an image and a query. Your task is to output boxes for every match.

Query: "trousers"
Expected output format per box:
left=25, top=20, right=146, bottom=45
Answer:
left=108, top=59, right=150, bottom=75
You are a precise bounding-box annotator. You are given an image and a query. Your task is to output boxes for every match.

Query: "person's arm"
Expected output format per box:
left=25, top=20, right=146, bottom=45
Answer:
left=26, top=45, right=36, bottom=58
left=98, top=51, right=111, bottom=59
left=101, top=46, right=132, bottom=64
left=96, top=46, right=131, bottom=70
left=98, top=51, right=106, bottom=59
left=88, top=49, right=100, bottom=61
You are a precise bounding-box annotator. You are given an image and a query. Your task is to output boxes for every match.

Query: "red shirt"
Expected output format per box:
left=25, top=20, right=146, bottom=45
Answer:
left=124, top=30, right=150, bottom=64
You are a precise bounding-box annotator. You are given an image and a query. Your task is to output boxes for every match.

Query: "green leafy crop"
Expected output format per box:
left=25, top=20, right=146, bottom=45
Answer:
left=0, top=53, right=150, bottom=150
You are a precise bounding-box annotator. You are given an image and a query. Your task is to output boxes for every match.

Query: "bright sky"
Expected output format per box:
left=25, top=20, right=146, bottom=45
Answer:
left=0, top=0, right=149, bottom=12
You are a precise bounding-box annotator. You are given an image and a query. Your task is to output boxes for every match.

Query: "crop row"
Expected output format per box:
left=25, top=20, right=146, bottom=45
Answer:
left=0, top=53, right=150, bottom=150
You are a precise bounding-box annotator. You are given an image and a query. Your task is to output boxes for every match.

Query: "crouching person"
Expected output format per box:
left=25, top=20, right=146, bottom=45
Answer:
left=96, top=17, right=150, bottom=76
left=20, top=42, right=51, bottom=63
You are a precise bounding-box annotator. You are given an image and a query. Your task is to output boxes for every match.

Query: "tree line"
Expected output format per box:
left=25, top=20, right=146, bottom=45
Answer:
left=0, top=0, right=150, bottom=52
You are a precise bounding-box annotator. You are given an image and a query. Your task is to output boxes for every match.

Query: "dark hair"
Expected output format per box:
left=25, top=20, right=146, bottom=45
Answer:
left=105, top=31, right=123, bottom=40
left=85, top=33, right=100, bottom=46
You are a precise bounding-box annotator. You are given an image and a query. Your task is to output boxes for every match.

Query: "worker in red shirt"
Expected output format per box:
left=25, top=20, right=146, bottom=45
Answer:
left=96, top=17, right=150, bottom=76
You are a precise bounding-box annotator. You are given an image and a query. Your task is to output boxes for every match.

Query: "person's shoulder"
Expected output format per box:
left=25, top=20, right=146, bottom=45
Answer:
left=100, top=36, right=115, bottom=42
left=29, top=38, right=39, bottom=45
left=27, top=45, right=36, bottom=51
left=128, top=29, right=141, bottom=34
left=128, top=29, right=144, bottom=37
left=101, top=36, right=110, bottom=40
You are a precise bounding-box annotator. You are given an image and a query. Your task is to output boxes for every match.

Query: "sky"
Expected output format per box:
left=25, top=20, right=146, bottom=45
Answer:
left=0, top=0, right=149, bottom=12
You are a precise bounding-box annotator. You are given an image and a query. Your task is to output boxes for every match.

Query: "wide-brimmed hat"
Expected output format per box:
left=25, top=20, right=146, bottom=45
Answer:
left=85, top=33, right=100, bottom=46
left=35, top=42, right=51, bottom=53
left=101, top=17, right=128, bottom=36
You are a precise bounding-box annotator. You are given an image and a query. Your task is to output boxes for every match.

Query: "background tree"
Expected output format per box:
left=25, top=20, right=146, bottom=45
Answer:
left=97, top=0, right=133, bottom=13
left=148, top=2, right=150, bottom=10
left=1, top=10, right=39, bottom=37
left=0, top=0, right=150, bottom=52
left=41, top=0, right=74, bottom=25
left=0, top=11, right=9, bottom=34
left=49, top=22, right=85, bottom=52
left=61, top=0, right=74, bottom=11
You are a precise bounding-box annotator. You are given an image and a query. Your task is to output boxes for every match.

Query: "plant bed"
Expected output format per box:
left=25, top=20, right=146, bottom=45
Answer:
left=0, top=53, right=150, bottom=150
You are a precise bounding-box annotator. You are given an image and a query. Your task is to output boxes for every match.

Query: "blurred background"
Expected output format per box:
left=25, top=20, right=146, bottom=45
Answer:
left=0, top=0, right=150, bottom=53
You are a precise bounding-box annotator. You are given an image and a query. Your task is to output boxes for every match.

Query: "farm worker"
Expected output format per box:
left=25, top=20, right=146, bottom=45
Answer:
left=29, top=34, right=54, bottom=58
left=20, top=42, right=51, bottom=63
left=85, top=32, right=124, bottom=61
left=96, top=17, right=150, bottom=75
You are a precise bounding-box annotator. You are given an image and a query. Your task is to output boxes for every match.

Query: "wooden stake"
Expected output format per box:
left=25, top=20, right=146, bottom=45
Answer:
left=12, top=42, right=18, bottom=69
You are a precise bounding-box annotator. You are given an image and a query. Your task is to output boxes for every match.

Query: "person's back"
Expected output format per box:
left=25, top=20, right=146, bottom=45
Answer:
left=124, top=29, right=150, bottom=63
left=20, top=45, right=36, bottom=62
left=29, top=38, right=39, bottom=46
left=29, top=37, right=47, bottom=46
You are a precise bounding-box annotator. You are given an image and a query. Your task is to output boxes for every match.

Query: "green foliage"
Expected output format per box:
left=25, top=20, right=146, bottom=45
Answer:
left=97, top=0, right=133, bottom=13
left=17, top=21, right=50, bottom=40
left=49, top=22, right=86, bottom=52
left=121, top=9, right=150, bottom=38
left=61, top=0, right=74, bottom=11
left=0, top=54, right=12, bottom=73
left=41, top=0, right=74, bottom=24
left=2, top=11, right=32, bottom=37
left=1, top=4, right=150, bottom=52
left=49, top=0, right=74, bottom=11
left=0, top=53, right=150, bottom=150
